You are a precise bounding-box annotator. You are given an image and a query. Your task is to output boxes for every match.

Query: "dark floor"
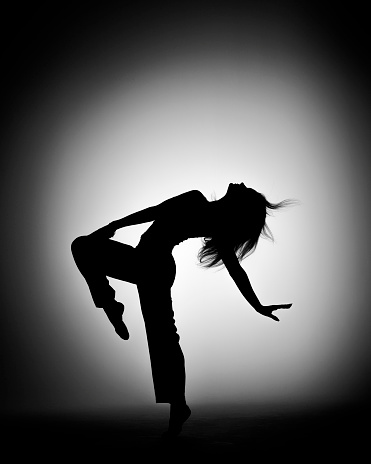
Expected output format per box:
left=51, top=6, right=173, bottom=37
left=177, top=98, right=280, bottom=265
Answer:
left=2, top=403, right=367, bottom=461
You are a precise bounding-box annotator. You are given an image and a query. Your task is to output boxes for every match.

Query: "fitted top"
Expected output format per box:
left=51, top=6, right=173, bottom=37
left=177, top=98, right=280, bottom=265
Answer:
left=137, top=190, right=209, bottom=251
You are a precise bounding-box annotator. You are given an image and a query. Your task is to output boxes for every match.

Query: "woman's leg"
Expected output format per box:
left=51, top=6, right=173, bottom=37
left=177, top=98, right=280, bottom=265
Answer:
left=71, top=234, right=138, bottom=339
left=137, top=281, right=191, bottom=436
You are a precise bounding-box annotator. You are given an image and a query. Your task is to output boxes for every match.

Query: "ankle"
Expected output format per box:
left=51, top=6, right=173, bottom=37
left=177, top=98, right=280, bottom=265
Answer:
left=171, top=397, right=186, bottom=406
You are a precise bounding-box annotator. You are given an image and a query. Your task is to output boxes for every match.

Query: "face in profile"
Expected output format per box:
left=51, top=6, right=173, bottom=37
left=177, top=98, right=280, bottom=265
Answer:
left=224, top=183, right=259, bottom=206
left=226, top=182, right=248, bottom=195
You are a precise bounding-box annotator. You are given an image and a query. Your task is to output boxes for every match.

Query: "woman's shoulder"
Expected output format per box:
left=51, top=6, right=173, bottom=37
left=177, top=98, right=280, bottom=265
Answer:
left=187, top=189, right=207, bottom=200
left=168, top=189, right=207, bottom=203
left=156, top=189, right=207, bottom=214
left=181, top=190, right=209, bottom=207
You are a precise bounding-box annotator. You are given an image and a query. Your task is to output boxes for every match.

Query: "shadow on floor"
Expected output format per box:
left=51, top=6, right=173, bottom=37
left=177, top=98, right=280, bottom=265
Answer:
left=2, top=402, right=366, bottom=461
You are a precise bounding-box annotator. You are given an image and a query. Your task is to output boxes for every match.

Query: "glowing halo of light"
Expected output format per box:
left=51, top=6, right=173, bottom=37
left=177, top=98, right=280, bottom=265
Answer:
left=4, top=9, right=370, bottom=412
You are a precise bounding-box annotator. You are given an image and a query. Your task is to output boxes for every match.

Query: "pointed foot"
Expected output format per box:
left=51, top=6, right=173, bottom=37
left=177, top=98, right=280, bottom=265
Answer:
left=103, top=301, right=129, bottom=340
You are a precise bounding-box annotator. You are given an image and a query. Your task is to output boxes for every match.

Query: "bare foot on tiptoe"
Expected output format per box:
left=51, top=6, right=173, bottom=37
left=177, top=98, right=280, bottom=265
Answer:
left=102, top=301, right=129, bottom=340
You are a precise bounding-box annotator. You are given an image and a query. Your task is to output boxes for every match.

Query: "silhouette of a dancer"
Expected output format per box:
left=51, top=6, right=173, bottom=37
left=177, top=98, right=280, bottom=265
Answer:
left=71, top=183, right=293, bottom=437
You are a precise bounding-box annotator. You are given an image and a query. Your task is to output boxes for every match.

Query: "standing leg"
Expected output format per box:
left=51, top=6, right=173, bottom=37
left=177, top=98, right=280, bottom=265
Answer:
left=71, top=234, right=138, bottom=339
left=137, top=282, right=191, bottom=436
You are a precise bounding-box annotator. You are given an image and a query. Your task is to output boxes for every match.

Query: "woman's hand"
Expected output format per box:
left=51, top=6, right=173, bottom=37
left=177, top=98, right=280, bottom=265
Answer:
left=89, top=222, right=117, bottom=240
left=255, top=303, right=292, bottom=322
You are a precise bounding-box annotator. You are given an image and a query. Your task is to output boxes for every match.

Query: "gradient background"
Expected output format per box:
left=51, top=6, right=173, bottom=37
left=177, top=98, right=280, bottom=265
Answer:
left=1, top=2, right=370, bottom=416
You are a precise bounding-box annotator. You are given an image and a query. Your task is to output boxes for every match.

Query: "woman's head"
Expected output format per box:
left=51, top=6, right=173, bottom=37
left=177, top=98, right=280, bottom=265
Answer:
left=198, top=184, right=295, bottom=268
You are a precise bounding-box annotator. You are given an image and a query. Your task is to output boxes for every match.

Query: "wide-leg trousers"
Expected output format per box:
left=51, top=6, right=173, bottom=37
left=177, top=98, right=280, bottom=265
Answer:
left=71, top=234, right=185, bottom=403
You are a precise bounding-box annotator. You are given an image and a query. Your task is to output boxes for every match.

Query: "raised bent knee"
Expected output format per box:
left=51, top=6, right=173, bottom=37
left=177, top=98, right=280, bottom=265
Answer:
left=71, top=235, right=88, bottom=256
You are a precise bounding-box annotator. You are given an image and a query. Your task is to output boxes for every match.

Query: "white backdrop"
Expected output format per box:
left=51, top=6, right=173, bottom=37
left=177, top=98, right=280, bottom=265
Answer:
left=4, top=8, right=370, bottom=412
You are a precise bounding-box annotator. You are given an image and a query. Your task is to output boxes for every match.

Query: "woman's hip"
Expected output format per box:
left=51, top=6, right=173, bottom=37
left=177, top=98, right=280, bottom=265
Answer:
left=135, top=245, right=176, bottom=288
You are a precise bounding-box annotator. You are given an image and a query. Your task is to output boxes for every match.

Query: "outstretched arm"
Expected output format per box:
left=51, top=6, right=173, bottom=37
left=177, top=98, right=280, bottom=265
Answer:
left=89, top=205, right=157, bottom=239
left=89, top=190, right=204, bottom=239
left=220, top=248, right=292, bottom=321
left=112, top=206, right=157, bottom=229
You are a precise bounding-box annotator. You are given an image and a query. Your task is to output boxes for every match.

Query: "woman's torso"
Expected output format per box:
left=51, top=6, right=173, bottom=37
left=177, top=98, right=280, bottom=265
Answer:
left=137, top=190, right=211, bottom=252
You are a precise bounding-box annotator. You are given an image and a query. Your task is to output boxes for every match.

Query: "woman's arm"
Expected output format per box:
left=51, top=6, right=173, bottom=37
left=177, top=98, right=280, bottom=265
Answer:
left=88, top=205, right=157, bottom=239
left=112, top=206, right=157, bottom=229
left=89, top=190, right=204, bottom=239
left=112, top=190, right=203, bottom=230
left=220, top=248, right=292, bottom=321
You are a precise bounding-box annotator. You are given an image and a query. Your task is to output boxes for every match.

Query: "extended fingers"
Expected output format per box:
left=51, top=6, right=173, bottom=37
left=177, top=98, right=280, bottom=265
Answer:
left=274, top=303, right=292, bottom=309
